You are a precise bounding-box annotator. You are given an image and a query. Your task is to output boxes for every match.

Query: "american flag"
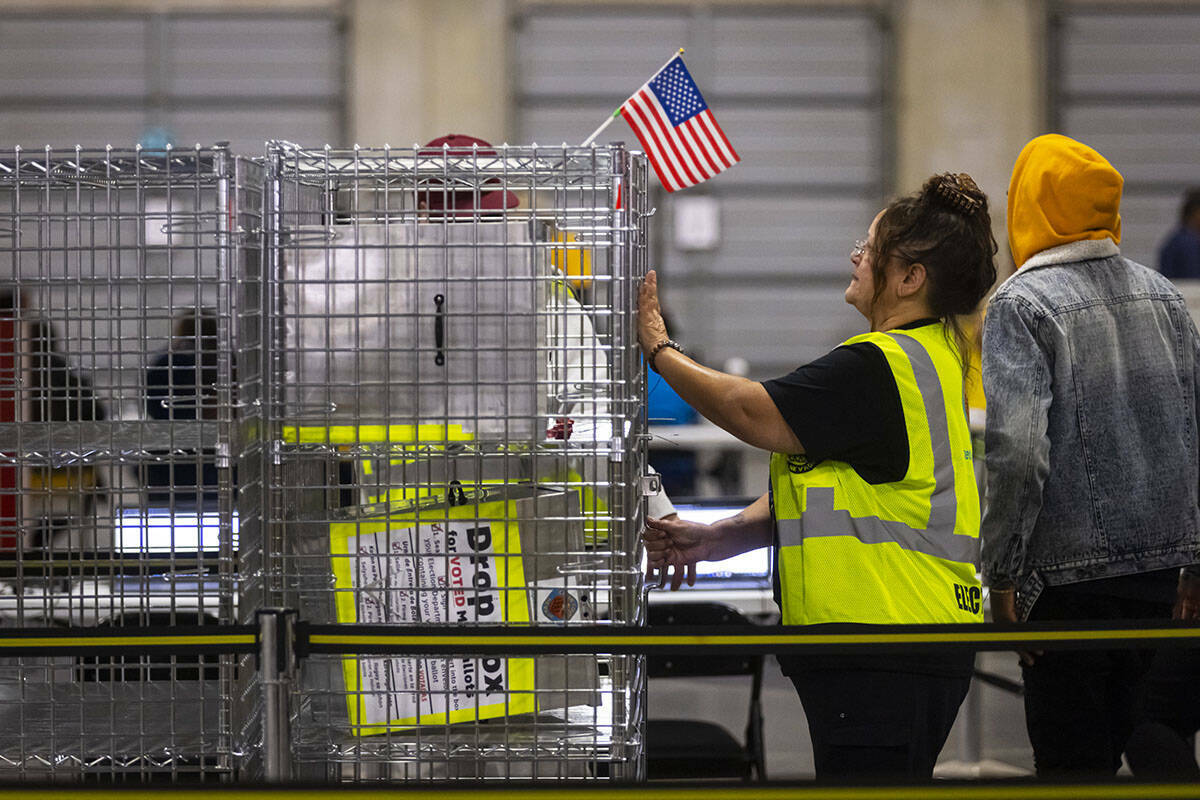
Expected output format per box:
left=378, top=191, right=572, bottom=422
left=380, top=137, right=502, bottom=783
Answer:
left=620, top=55, right=739, bottom=192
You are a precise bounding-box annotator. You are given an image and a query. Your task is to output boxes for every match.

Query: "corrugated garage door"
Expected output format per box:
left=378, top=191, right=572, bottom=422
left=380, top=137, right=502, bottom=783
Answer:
left=0, top=10, right=344, bottom=154
left=513, top=5, right=889, bottom=378
left=1051, top=3, right=1200, bottom=271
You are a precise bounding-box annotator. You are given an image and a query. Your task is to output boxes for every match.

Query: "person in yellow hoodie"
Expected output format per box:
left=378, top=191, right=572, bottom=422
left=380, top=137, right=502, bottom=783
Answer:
left=981, top=134, right=1200, bottom=777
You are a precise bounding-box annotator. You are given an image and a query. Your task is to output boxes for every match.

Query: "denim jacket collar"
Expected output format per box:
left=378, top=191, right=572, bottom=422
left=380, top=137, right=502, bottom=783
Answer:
left=1018, top=238, right=1120, bottom=273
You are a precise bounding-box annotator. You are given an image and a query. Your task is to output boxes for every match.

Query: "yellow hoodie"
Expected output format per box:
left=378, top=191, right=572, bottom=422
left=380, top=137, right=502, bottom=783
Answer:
left=1007, top=134, right=1123, bottom=269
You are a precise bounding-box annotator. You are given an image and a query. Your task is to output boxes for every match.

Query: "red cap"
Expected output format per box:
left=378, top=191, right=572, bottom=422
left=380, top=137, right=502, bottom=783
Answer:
left=419, top=134, right=519, bottom=216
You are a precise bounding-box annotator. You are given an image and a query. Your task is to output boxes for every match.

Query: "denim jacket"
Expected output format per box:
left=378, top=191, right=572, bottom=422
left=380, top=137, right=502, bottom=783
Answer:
left=981, top=239, right=1200, bottom=619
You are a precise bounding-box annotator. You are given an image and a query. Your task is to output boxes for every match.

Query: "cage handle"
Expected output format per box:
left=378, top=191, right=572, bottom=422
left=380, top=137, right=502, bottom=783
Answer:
left=158, top=214, right=221, bottom=237
left=434, top=293, right=446, bottom=366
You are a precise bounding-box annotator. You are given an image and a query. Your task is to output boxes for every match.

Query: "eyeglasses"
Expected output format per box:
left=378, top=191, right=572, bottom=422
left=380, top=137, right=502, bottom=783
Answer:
left=851, top=239, right=868, bottom=259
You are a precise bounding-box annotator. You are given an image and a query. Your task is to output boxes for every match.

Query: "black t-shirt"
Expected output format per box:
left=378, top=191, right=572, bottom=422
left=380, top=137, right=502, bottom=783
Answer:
left=761, top=322, right=934, bottom=483
left=764, top=320, right=975, bottom=677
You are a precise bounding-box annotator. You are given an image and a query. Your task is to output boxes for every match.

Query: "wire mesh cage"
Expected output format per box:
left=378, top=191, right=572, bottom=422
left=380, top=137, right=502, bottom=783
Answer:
left=257, top=142, right=651, bottom=780
left=0, top=145, right=262, bottom=781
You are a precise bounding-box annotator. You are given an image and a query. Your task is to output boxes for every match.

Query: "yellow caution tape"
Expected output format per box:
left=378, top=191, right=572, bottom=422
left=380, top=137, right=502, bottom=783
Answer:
left=309, top=627, right=1200, bottom=651
left=0, top=633, right=256, bottom=650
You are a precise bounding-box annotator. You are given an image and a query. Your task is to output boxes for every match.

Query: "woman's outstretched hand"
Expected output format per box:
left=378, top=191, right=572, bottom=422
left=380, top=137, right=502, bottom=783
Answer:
left=644, top=515, right=716, bottom=591
left=638, top=269, right=670, bottom=357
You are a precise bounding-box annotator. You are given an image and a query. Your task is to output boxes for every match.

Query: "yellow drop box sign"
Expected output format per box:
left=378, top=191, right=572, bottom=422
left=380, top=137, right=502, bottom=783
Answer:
left=329, top=490, right=592, bottom=734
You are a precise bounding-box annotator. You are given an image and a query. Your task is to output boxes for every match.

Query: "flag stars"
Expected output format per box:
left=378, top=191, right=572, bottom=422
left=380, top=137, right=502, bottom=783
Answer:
left=650, top=59, right=707, bottom=126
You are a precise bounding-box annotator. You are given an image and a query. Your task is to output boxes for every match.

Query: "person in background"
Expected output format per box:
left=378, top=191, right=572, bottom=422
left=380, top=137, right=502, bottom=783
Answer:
left=981, top=134, right=1200, bottom=778
left=1158, top=188, right=1200, bottom=280
left=29, top=319, right=106, bottom=425
left=647, top=314, right=698, bottom=427
left=647, top=372, right=699, bottom=497
left=144, top=308, right=222, bottom=502
left=641, top=173, right=997, bottom=779
left=648, top=370, right=697, bottom=425
left=21, top=308, right=107, bottom=547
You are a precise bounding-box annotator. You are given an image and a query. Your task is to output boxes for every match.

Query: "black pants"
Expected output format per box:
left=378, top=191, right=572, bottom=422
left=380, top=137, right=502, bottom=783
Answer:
left=1022, top=588, right=1171, bottom=777
left=1141, top=646, right=1200, bottom=741
left=1125, top=646, right=1200, bottom=777
left=787, top=667, right=971, bottom=779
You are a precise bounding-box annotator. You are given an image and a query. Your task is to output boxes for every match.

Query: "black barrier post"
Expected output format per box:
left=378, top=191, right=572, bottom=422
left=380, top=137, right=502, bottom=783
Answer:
left=258, top=608, right=298, bottom=782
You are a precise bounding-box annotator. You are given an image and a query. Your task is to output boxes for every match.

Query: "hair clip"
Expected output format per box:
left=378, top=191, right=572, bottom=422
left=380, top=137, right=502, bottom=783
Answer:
left=932, top=173, right=984, bottom=216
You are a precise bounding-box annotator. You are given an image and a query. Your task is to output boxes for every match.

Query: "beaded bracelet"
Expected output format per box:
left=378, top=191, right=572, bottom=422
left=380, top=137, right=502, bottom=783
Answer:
left=648, top=339, right=683, bottom=374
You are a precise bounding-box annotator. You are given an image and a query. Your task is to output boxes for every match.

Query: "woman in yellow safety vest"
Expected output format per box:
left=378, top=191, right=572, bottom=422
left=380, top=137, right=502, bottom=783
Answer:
left=640, top=173, right=997, bottom=779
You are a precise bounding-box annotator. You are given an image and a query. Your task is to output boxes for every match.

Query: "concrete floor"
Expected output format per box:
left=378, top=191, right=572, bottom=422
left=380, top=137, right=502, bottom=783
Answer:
left=648, top=651, right=1035, bottom=780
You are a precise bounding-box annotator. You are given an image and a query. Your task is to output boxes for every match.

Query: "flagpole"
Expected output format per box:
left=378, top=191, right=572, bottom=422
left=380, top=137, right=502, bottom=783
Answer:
left=580, top=47, right=685, bottom=147
left=649, top=47, right=686, bottom=80
left=581, top=108, right=621, bottom=147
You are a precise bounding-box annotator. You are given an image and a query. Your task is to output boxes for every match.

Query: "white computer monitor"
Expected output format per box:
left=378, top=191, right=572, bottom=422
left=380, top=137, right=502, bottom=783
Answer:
left=115, top=508, right=239, bottom=553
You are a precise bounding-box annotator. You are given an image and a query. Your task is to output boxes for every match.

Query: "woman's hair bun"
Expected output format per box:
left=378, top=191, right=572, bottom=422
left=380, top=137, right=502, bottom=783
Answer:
left=925, top=172, right=986, bottom=217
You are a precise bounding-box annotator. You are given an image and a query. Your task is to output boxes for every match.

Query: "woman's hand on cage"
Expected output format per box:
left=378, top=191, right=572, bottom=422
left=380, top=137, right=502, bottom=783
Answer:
left=643, top=515, right=718, bottom=591
left=638, top=270, right=671, bottom=358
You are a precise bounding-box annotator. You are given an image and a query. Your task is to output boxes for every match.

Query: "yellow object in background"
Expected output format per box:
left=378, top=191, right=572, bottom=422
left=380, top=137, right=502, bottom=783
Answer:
left=28, top=466, right=97, bottom=491
left=963, top=315, right=986, bottom=413
left=549, top=229, right=592, bottom=291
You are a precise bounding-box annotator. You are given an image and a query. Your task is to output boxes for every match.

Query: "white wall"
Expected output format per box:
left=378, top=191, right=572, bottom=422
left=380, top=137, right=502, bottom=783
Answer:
left=349, top=0, right=509, bottom=147
left=895, top=0, right=1044, bottom=277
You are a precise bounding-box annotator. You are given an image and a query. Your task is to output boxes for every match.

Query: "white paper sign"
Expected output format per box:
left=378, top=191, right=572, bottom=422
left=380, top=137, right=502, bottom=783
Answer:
left=344, top=520, right=521, bottom=726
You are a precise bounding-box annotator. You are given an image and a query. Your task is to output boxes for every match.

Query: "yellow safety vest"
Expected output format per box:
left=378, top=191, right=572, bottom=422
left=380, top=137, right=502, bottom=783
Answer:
left=770, top=322, right=983, bottom=626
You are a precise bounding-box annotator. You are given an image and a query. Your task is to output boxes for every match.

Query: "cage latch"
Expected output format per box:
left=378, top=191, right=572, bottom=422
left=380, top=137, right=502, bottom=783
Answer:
left=640, top=473, right=662, bottom=497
